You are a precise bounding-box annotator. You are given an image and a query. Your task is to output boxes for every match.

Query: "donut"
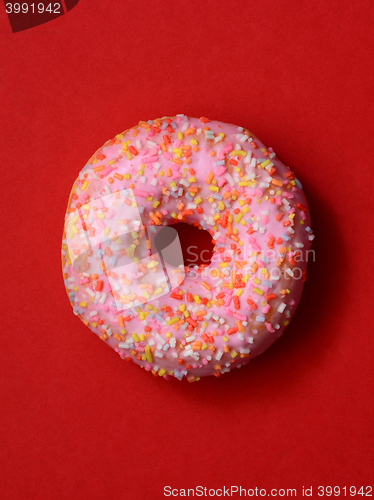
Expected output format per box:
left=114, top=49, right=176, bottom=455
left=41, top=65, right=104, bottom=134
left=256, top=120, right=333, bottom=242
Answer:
left=61, top=115, right=314, bottom=382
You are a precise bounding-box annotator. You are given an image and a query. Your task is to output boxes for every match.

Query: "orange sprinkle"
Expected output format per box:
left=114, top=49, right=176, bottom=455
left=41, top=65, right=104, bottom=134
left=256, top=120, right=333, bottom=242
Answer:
left=201, top=281, right=212, bottom=291
left=271, top=178, right=283, bottom=187
left=206, top=172, right=214, bottom=184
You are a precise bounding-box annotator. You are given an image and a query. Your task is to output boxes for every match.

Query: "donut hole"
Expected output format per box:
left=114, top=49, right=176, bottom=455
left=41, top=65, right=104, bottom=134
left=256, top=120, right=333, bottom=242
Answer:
left=153, top=222, right=214, bottom=269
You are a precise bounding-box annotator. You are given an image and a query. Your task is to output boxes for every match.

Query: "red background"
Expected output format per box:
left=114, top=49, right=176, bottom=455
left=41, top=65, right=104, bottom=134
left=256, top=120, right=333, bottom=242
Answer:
left=1, top=1, right=373, bottom=499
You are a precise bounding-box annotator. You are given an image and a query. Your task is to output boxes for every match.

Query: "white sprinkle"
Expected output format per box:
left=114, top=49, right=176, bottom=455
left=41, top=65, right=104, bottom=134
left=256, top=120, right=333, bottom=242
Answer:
left=277, top=303, right=287, bottom=313
left=215, top=350, right=223, bottom=361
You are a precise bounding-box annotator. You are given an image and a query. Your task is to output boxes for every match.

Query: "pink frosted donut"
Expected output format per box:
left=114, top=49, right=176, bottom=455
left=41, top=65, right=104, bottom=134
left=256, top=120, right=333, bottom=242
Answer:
left=62, top=115, right=314, bottom=381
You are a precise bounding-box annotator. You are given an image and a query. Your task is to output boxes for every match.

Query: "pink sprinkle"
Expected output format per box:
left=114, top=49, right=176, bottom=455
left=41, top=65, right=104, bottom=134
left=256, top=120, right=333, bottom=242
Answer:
left=224, top=295, right=233, bottom=307
left=225, top=307, right=234, bottom=317
left=96, top=198, right=104, bottom=208
left=102, top=166, right=114, bottom=177
left=282, top=191, right=294, bottom=199
left=262, top=305, right=270, bottom=314
left=96, top=219, right=105, bottom=229
left=234, top=312, right=246, bottom=321
left=218, top=178, right=226, bottom=187
left=105, top=209, right=115, bottom=219
left=143, top=155, right=158, bottom=163
left=261, top=216, right=270, bottom=224
left=175, top=140, right=182, bottom=148
left=265, top=322, right=275, bottom=333
left=276, top=196, right=282, bottom=205
left=216, top=166, right=227, bottom=176
left=133, top=189, right=148, bottom=197
left=163, top=152, right=171, bottom=160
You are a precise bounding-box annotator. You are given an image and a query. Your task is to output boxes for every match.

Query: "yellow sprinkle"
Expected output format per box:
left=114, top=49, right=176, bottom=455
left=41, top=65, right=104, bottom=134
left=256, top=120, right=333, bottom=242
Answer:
left=223, top=336, right=229, bottom=342
left=167, top=317, right=179, bottom=326
left=253, top=288, right=264, bottom=296
left=147, top=261, right=158, bottom=268
left=190, top=139, right=198, bottom=145
left=81, top=181, right=89, bottom=191
left=126, top=151, right=133, bottom=160
left=158, top=369, right=166, bottom=376
left=166, top=332, right=172, bottom=338
left=219, top=262, right=228, bottom=267
left=243, top=206, right=249, bottom=213
left=253, top=278, right=261, bottom=285
left=139, top=334, right=145, bottom=341
left=231, top=351, right=238, bottom=358
left=235, top=213, right=243, bottom=223
left=124, top=173, right=131, bottom=180
left=201, top=343, right=208, bottom=350
left=260, top=159, right=271, bottom=168
left=194, top=197, right=203, bottom=205
left=144, top=345, right=153, bottom=363
left=177, top=132, right=183, bottom=140
left=79, top=302, right=87, bottom=307
left=236, top=288, right=243, bottom=297
left=232, top=150, right=246, bottom=156
left=209, top=186, right=219, bottom=192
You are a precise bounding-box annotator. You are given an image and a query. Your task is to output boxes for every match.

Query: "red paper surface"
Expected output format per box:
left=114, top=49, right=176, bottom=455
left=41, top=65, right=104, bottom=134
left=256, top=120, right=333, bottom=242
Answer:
left=1, top=1, right=373, bottom=499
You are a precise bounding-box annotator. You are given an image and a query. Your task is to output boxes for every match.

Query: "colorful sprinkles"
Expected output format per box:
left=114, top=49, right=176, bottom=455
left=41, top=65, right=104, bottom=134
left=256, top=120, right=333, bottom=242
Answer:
left=61, top=115, right=314, bottom=382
